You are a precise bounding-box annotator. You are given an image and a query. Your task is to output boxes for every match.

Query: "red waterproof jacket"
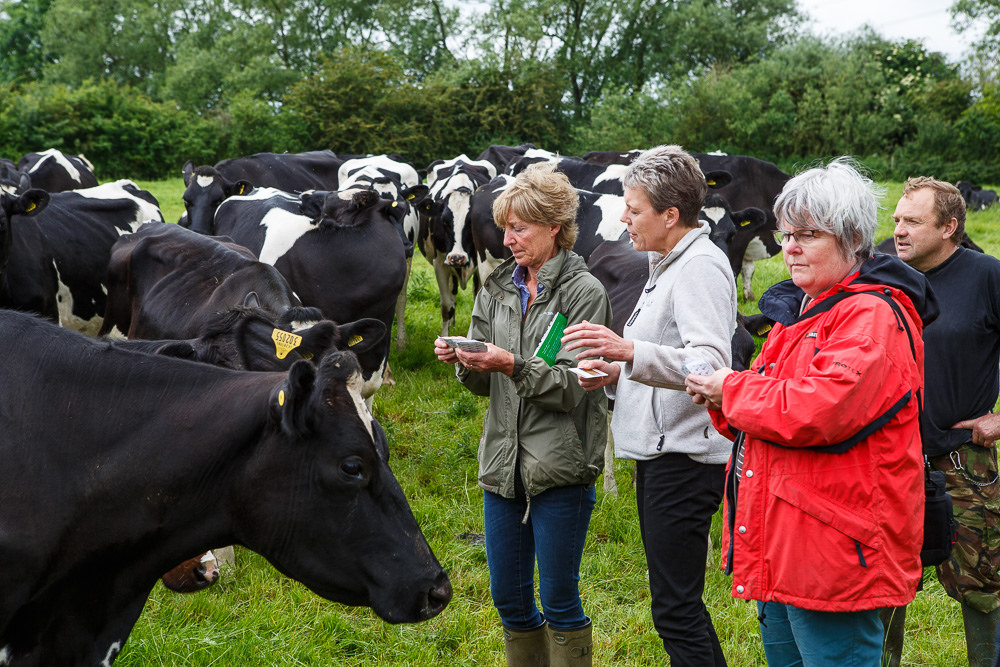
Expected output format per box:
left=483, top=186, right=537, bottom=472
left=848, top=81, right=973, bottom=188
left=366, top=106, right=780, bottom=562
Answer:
left=711, top=255, right=938, bottom=612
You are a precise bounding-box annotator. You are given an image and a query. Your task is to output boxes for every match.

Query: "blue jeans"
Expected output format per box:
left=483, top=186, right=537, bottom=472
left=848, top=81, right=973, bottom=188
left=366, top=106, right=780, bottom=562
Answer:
left=484, top=484, right=596, bottom=631
left=757, top=601, right=883, bottom=667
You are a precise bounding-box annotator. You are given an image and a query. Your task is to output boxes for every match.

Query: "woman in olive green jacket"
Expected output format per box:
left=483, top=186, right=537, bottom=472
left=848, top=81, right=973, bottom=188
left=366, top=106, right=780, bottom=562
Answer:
left=434, top=163, right=611, bottom=666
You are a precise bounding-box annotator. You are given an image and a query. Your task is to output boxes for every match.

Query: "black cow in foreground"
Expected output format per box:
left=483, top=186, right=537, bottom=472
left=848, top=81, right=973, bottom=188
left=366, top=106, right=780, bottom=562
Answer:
left=17, top=149, right=98, bottom=192
left=0, top=310, right=451, bottom=666
left=180, top=150, right=351, bottom=233
left=213, top=187, right=409, bottom=400
left=957, top=180, right=999, bottom=211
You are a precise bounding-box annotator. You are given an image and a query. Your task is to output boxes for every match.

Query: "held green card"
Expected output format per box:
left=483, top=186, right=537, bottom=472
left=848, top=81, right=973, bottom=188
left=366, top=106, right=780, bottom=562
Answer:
left=534, top=312, right=567, bottom=366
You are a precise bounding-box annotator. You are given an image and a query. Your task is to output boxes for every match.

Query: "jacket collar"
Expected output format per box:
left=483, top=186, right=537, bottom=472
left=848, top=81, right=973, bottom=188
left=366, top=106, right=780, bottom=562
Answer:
left=485, top=248, right=586, bottom=304
left=648, top=222, right=711, bottom=278
left=759, top=253, right=939, bottom=328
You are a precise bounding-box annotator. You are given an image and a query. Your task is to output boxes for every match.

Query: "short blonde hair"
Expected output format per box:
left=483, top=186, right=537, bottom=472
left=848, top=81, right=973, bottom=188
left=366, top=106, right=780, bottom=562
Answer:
left=493, top=162, right=578, bottom=250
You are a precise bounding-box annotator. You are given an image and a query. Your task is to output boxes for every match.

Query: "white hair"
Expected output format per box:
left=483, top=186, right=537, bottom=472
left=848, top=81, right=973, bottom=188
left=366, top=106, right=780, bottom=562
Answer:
left=774, top=157, right=885, bottom=262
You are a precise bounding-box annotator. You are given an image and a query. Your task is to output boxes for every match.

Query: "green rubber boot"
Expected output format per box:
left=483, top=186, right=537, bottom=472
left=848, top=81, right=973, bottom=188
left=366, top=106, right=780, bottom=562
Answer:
left=962, top=602, right=1000, bottom=667
left=503, top=623, right=549, bottom=667
left=547, top=620, right=592, bottom=667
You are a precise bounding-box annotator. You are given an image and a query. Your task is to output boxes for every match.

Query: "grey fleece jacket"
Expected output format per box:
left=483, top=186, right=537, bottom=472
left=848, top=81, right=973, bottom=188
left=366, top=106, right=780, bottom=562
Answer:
left=608, top=221, right=737, bottom=464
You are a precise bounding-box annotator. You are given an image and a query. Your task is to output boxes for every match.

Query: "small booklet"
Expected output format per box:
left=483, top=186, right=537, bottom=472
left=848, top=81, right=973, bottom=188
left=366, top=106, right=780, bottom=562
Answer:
left=534, top=312, right=568, bottom=366
left=437, top=336, right=487, bottom=353
left=568, top=367, right=609, bottom=378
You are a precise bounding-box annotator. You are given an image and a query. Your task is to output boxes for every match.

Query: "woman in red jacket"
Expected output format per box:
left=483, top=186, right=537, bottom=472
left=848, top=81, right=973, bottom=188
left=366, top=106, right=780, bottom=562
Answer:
left=685, top=159, right=938, bottom=666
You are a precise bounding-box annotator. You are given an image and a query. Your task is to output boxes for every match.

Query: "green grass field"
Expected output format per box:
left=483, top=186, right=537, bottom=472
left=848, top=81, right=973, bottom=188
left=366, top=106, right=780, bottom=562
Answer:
left=114, top=178, right=1000, bottom=665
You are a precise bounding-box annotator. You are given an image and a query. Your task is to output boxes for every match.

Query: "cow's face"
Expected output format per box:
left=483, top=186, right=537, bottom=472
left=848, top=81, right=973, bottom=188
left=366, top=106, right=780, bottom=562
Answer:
left=426, top=173, right=478, bottom=267
left=236, top=354, right=451, bottom=623
left=181, top=163, right=251, bottom=235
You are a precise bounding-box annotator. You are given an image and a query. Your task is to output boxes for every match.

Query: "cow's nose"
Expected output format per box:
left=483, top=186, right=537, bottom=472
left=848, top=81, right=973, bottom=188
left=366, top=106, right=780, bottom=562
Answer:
left=445, top=253, right=469, bottom=267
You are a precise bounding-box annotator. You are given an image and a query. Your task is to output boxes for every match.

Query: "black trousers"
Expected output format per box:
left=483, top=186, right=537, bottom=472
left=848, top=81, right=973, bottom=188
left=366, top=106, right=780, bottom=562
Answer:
left=636, top=452, right=728, bottom=667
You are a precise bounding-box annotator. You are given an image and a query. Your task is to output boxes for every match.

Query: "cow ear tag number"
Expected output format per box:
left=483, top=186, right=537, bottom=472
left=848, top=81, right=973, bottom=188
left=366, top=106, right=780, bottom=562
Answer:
left=347, top=334, right=363, bottom=347
left=271, top=328, right=303, bottom=359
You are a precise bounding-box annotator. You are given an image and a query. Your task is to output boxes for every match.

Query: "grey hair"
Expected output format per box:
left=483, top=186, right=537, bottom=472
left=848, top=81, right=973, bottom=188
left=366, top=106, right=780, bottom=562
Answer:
left=774, top=157, right=884, bottom=262
left=622, top=144, right=706, bottom=226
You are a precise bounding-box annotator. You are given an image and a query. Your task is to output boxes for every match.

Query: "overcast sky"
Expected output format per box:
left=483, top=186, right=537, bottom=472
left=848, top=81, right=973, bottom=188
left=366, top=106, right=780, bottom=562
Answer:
left=796, top=0, right=983, bottom=62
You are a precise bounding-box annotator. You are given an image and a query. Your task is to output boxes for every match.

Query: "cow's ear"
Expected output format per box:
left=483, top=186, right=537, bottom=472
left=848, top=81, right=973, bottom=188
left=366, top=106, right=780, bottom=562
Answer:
left=17, top=172, right=32, bottom=193
left=182, top=160, right=195, bottom=185
left=272, top=360, right=316, bottom=437
left=336, top=318, right=386, bottom=355
left=351, top=189, right=379, bottom=210
left=402, top=184, right=429, bottom=208
left=703, top=170, right=732, bottom=190
left=243, top=291, right=261, bottom=309
left=230, top=180, right=253, bottom=197
left=733, top=207, right=768, bottom=232
left=12, top=189, right=49, bottom=217
left=299, top=192, right=326, bottom=219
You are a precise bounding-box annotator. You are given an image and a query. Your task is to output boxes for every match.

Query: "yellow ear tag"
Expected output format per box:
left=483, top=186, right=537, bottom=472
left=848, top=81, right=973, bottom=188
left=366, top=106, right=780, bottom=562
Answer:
left=391, top=201, right=398, bottom=207
left=238, top=184, right=246, bottom=195
left=278, top=389, right=285, bottom=406
left=407, top=192, right=416, bottom=200
left=740, top=219, right=750, bottom=227
left=347, top=334, right=363, bottom=347
left=706, top=180, right=716, bottom=186
left=272, top=328, right=303, bottom=359
left=26, top=202, right=36, bottom=212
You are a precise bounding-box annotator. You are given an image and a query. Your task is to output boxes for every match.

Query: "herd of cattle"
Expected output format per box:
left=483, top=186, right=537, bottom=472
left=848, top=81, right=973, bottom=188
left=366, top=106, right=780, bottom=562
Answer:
left=0, top=145, right=995, bottom=664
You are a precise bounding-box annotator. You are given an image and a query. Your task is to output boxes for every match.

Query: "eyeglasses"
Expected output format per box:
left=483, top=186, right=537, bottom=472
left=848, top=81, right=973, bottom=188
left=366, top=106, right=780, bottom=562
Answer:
left=774, top=229, right=826, bottom=246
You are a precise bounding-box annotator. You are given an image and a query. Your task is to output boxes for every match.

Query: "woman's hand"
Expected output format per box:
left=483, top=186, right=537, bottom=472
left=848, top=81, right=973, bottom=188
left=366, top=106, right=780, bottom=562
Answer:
left=685, top=367, right=734, bottom=411
left=562, top=320, right=635, bottom=363
left=455, top=343, right=516, bottom=376
left=573, top=358, right=621, bottom=391
left=434, top=338, right=459, bottom=364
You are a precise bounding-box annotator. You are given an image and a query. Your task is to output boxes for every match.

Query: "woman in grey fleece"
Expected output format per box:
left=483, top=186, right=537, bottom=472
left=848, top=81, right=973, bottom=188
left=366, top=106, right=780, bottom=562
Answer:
left=563, top=145, right=737, bottom=667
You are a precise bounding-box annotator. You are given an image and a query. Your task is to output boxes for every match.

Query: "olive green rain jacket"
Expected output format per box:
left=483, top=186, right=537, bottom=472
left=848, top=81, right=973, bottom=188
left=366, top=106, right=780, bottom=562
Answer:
left=457, top=248, right=612, bottom=499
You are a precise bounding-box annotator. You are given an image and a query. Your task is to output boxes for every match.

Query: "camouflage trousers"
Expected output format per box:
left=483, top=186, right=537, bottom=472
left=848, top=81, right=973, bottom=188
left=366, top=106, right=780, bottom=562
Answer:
left=931, top=442, right=1000, bottom=613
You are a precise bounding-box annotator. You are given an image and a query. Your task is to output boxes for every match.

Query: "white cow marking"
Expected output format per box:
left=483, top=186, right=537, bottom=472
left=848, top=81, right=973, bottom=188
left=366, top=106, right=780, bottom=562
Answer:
left=196, top=174, right=215, bottom=188
left=338, top=156, right=418, bottom=188
left=593, top=193, right=626, bottom=242
left=27, top=148, right=82, bottom=183
left=592, top=164, right=627, bottom=187
left=101, top=641, right=121, bottom=667
left=73, top=180, right=164, bottom=225
left=0, top=646, right=10, bottom=665
left=345, top=368, right=375, bottom=439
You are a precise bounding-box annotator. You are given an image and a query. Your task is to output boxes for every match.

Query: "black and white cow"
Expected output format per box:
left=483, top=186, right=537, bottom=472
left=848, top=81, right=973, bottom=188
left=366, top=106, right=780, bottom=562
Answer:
left=419, top=155, right=497, bottom=336
left=691, top=153, right=791, bottom=301
left=469, top=176, right=628, bottom=283
left=505, top=155, right=627, bottom=195
left=213, top=187, right=409, bottom=400
left=17, top=149, right=98, bottom=192
left=0, top=309, right=451, bottom=666
left=29, top=180, right=164, bottom=334
left=337, top=155, right=428, bottom=349
left=180, top=150, right=352, bottom=234
left=957, top=180, right=999, bottom=211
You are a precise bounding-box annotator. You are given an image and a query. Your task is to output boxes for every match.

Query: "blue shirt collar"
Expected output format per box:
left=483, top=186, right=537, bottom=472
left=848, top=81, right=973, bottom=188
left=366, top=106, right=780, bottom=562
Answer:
left=512, top=264, right=545, bottom=316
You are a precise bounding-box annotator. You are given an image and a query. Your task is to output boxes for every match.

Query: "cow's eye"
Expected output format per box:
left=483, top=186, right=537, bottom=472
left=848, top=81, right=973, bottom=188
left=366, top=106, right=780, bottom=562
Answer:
left=340, top=457, right=366, bottom=480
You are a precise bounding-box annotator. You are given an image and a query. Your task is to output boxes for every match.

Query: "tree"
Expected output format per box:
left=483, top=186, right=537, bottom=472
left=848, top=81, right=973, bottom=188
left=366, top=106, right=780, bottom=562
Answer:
left=0, top=0, right=55, bottom=85
left=952, top=0, right=1000, bottom=66
left=471, top=0, right=801, bottom=119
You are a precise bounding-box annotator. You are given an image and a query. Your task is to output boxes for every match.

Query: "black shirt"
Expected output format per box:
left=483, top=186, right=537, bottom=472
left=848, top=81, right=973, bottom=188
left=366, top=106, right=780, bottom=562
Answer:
left=922, top=246, right=1000, bottom=456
